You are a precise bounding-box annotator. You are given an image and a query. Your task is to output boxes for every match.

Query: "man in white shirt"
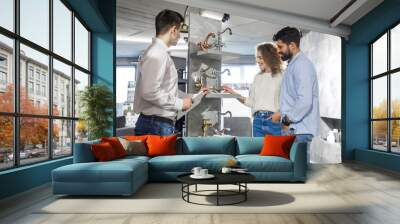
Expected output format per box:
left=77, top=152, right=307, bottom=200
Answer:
left=134, top=9, right=193, bottom=136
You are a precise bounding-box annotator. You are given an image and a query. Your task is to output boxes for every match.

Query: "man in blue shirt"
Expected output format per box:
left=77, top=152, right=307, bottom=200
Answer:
left=270, top=27, right=320, bottom=143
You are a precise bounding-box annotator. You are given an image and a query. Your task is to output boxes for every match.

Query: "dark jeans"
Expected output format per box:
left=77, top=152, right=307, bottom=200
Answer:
left=253, top=111, right=282, bottom=137
left=282, top=127, right=313, bottom=143
left=134, top=114, right=175, bottom=136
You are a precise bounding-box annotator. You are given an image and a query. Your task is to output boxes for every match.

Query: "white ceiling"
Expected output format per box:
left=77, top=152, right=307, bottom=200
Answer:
left=223, top=0, right=352, bottom=23
left=117, top=0, right=383, bottom=58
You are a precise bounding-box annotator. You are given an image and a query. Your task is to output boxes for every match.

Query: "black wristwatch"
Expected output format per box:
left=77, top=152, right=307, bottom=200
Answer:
left=281, top=115, right=292, bottom=126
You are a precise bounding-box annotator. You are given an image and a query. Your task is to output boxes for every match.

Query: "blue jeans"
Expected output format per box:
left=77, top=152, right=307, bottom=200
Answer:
left=282, top=127, right=313, bottom=142
left=253, top=111, right=282, bottom=137
left=134, top=114, right=175, bottom=136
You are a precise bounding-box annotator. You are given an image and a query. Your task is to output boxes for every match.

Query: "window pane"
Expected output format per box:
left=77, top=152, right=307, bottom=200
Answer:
left=391, top=120, right=400, bottom=153
left=372, top=121, right=388, bottom=151
left=391, top=72, right=400, bottom=118
left=20, top=117, right=49, bottom=165
left=116, top=66, right=137, bottom=128
left=372, top=77, right=387, bottom=119
left=0, top=0, right=14, bottom=31
left=75, top=18, right=89, bottom=70
left=53, top=0, right=72, bottom=60
left=75, top=120, right=88, bottom=143
left=391, top=24, right=400, bottom=70
left=53, top=119, right=72, bottom=158
left=0, top=35, right=14, bottom=112
left=53, top=59, right=72, bottom=117
left=20, top=44, right=49, bottom=115
left=0, top=116, right=13, bottom=170
left=372, top=33, right=387, bottom=76
left=20, top=0, right=49, bottom=49
left=74, top=69, right=89, bottom=118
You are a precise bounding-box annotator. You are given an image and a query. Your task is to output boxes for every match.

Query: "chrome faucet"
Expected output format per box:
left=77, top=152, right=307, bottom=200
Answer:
left=215, top=27, right=233, bottom=50
left=219, top=27, right=233, bottom=35
left=213, top=127, right=231, bottom=135
left=200, top=67, right=218, bottom=79
left=220, top=68, right=231, bottom=76
left=219, top=110, right=232, bottom=118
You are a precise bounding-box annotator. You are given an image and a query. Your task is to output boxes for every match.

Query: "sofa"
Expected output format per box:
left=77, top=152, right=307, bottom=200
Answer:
left=52, top=136, right=307, bottom=196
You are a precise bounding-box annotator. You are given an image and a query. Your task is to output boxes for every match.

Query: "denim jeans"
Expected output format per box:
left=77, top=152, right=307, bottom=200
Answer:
left=281, top=127, right=313, bottom=143
left=134, top=114, right=175, bottom=136
left=252, top=111, right=282, bottom=137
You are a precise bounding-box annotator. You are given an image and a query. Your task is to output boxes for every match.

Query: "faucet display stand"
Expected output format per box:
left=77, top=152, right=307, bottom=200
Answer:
left=186, top=13, right=225, bottom=136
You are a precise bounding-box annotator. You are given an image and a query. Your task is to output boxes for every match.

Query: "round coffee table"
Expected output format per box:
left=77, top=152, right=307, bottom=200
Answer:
left=177, top=173, right=255, bottom=206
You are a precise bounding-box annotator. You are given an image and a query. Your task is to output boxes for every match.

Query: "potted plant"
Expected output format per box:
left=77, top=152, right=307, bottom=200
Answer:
left=79, top=84, right=113, bottom=140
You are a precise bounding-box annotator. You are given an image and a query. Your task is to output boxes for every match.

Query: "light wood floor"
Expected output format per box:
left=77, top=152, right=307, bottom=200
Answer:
left=1, top=162, right=400, bottom=224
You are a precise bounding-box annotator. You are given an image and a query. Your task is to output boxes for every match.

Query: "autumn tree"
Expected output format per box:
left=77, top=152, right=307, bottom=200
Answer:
left=0, top=84, right=60, bottom=152
left=372, top=99, right=400, bottom=144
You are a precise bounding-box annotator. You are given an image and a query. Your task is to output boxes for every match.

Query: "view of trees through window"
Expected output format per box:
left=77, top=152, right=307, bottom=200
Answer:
left=371, top=23, right=400, bottom=153
left=0, top=0, right=91, bottom=170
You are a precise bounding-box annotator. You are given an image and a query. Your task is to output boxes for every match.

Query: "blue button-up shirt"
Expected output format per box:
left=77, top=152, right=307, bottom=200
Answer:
left=280, top=51, right=320, bottom=136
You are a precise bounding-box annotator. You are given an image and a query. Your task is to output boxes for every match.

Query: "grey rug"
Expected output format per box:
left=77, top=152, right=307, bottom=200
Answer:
left=38, top=183, right=362, bottom=214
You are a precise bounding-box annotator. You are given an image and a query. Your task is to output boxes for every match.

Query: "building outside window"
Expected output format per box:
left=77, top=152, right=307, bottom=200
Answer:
left=28, top=81, right=34, bottom=94
left=371, top=23, right=400, bottom=153
left=0, top=0, right=92, bottom=170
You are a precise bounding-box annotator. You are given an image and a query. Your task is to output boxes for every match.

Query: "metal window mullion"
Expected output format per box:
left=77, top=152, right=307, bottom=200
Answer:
left=370, top=45, right=374, bottom=149
left=48, top=0, right=53, bottom=160
left=388, top=30, right=391, bottom=152
left=13, top=0, right=21, bottom=167
left=71, top=10, right=76, bottom=155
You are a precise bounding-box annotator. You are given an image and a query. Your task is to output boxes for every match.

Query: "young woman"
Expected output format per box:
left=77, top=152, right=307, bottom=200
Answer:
left=223, top=43, right=283, bottom=137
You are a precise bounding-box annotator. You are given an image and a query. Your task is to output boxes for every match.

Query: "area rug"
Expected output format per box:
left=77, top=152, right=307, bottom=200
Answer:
left=37, top=183, right=362, bottom=214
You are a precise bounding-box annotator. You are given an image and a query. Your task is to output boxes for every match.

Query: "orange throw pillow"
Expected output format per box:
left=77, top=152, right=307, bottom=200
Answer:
left=146, top=135, right=177, bottom=157
left=124, top=135, right=148, bottom=142
left=101, top=137, right=127, bottom=158
left=91, top=142, right=117, bottom=162
left=259, top=135, right=296, bottom=159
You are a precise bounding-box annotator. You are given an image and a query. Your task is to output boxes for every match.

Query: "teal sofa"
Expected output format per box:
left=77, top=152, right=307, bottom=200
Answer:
left=52, top=136, right=307, bottom=196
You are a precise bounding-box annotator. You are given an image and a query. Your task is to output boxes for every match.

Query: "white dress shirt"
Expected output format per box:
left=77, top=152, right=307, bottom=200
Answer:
left=244, top=72, right=282, bottom=115
left=134, top=38, right=183, bottom=120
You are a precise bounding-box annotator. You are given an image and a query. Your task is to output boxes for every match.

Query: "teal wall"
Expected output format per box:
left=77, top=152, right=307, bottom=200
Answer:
left=0, top=0, right=116, bottom=200
left=0, top=158, right=72, bottom=199
left=344, top=0, right=400, bottom=171
left=91, top=0, right=117, bottom=136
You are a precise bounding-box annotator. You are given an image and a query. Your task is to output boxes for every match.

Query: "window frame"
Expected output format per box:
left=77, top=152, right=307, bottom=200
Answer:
left=370, top=20, right=400, bottom=154
left=0, top=0, right=92, bottom=171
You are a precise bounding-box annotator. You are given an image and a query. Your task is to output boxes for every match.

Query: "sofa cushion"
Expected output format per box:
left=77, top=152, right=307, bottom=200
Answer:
left=91, top=142, right=118, bottom=162
left=118, top=138, right=147, bottom=156
left=52, top=158, right=147, bottom=183
left=101, top=137, right=127, bottom=158
left=235, top=137, right=264, bottom=155
left=149, top=154, right=235, bottom=172
left=73, top=140, right=100, bottom=163
left=147, top=135, right=177, bottom=157
left=180, top=137, right=236, bottom=155
left=260, top=135, right=296, bottom=159
left=236, top=155, right=293, bottom=172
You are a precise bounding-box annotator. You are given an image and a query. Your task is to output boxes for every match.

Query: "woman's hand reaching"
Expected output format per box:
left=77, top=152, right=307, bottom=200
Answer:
left=222, top=85, right=236, bottom=94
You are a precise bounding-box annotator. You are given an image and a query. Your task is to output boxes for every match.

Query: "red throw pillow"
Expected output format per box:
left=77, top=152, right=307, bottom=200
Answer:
left=146, top=135, right=177, bottom=157
left=259, top=135, right=296, bottom=159
left=101, top=137, right=127, bottom=158
left=91, top=142, right=118, bottom=161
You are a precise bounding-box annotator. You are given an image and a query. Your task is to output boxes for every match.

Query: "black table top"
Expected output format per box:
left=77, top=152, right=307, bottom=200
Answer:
left=177, top=172, right=255, bottom=185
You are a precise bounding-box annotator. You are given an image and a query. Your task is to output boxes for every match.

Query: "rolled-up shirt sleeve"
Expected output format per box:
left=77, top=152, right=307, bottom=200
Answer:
left=286, top=64, right=315, bottom=123
left=140, top=53, right=183, bottom=111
